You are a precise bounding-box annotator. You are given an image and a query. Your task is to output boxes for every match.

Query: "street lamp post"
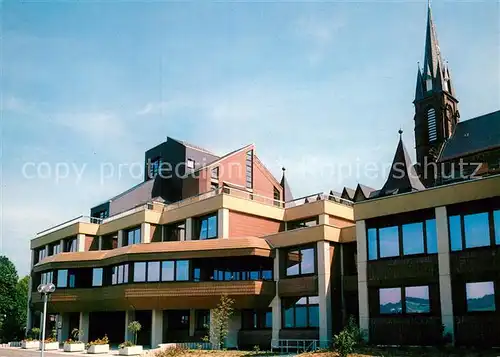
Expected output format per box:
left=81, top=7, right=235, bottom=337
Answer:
left=37, top=283, right=56, bottom=357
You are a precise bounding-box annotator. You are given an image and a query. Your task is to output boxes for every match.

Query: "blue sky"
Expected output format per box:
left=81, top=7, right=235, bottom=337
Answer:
left=1, top=0, right=499, bottom=275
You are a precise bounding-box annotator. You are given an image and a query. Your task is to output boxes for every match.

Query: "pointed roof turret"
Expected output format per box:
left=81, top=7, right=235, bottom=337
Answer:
left=423, top=1, right=443, bottom=79
left=415, top=65, right=424, bottom=102
left=280, top=167, right=294, bottom=202
left=375, top=130, right=425, bottom=198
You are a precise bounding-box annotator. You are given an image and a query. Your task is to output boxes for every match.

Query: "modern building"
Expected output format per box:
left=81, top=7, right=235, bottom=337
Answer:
left=27, top=2, right=500, bottom=350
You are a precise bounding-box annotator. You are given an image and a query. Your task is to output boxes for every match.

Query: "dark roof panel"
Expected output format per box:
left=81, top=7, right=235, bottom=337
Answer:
left=439, top=110, right=500, bottom=162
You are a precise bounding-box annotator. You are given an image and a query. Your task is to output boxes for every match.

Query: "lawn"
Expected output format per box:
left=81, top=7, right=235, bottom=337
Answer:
left=151, top=347, right=499, bottom=357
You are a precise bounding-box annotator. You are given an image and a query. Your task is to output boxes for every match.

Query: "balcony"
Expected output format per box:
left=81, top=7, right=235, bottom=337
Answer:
left=31, top=280, right=275, bottom=312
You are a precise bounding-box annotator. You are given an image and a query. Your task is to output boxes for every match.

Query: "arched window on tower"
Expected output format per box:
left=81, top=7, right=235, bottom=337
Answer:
left=427, top=108, right=437, bottom=142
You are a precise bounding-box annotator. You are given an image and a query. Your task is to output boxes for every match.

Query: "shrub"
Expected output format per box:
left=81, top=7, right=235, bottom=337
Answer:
left=119, top=341, right=135, bottom=348
left=86, top=335, right=109, bottom=349
left=154, top=346, right=188, bottom=357
left=25, top=328, right=40, bottom=341
left=66, top=328, right=84, bottom=343
left=334, top=329, right=355, bottom=357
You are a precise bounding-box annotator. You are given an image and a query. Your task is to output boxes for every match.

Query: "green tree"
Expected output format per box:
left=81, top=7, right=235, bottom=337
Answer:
left=0, top=256, right=22, bottom=342
left=208, top=294, right=234, bottom=350
left=127, top=321, right=141, bottom=345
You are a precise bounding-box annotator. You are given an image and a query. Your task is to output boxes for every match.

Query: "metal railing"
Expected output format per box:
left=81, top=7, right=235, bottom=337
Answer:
left=285, top=192, right=354, bottom=208
left=271, top=339, right=329, bottom=353
left=36, top=216, right=102, bottom=237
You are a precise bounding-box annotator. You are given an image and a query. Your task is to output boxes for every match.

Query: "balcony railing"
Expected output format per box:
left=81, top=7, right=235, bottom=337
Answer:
left=285, top=192, right=353, bottom=208
left=36, top=216, right=102, bottom=237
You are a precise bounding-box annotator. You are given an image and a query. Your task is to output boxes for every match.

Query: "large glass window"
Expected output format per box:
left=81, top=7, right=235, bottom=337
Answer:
left=92, top=268, right=103, bottom=287
left=379, top=288, right=402, bottom=314
left=367, top=228, right=378, bottom=260
left=285, top=246, right=315, bottom=277
left=198, top=214, right=217, bottom=240
left=464, top=212, right=490, bottom=248
left=65, top=238, right=77, bottom=252
left=449, top=215, right=463, bottom=251
left=164, top=221, right=186, bottom=242
left=147, top=262, right=160, bottom=282
left=379, top=226, right=399, bottom=258
left=196, top=310, right=210, bottom=330
left=161, top=261, right=175, bottom=281
left=112, top=264, right=129, bottom=285
left=38, top=248, right=47, bottom=262
left=41, top=271, right=53, bottom=285
left=402, top=222, right=424, bottom=255
left=176, top=260, right=189, bottom=281
left=126, top=227, right=141, bottom=246
left=282, top=296, right=319, bottom=329
left=466, top=281, right=496, bottom=312
left=405, top=286, right=430, bottom=313
left=57, top=270, right=68, bottom=288
left=133, top=262, right=147, bottom=282
left=161, top=260, right=190, bottom=281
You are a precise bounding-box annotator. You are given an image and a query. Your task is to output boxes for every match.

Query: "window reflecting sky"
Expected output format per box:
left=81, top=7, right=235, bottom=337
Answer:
left=379, top=287, right=401, bottom=305
left=466, top=281, right=494, bottom=299
left=494, top=210, right=500, bottom=244
left=379, top=226, right=399, bottom=258
left=367, top=228, right=377, bottom=260
left=449, top=215, right=463, bottom=251
left=426, top=219, right=437, bottom=253
left=464, top=212, right=490, bottom=248
left=402, top=222, right=424, bottom=255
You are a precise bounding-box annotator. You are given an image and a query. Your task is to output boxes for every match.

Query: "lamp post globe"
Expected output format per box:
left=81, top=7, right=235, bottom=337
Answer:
left=38, top=283, right=56, bottom=357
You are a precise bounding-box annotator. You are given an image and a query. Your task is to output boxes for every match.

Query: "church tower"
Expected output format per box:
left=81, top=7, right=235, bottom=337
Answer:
left=414, top=2, right=460, bottom=187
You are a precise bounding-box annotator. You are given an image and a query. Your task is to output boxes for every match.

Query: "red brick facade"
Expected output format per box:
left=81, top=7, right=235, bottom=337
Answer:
left=229, top=211, right=281, bottom=238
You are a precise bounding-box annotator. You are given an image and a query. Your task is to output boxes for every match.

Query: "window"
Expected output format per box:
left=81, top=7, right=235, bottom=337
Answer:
left=379, top=226, right=399, bottom=258
left=38, top=248, right=47, bottom=262
left=196, top=310, right=210, bottom=330
left=176, top=260, right=189, bottom=281
left=161, top=260, right=190, bottom=282
left=285, top=246, right=315, bottom=277
left=495, top=210, right=500, bottom=245
left=93, top=210, right=108, bottom=220
left=197, top=214, right=217, bottom=240
left=287, top=217, right=318, bottom=230
left=69, top=271, right=76, bottom=288
left=273, top=187, right=281, bottom=207
left=41, top=271, right=53, bottom=285
left=282, top=296, right=319, bottom=329
left=367, top=228, right=378, bottom=260
left=147, top=262, right=160, bottom=282
left=92, top=268, right=103, bottom=287
left=466, top=282, right=496, bottom=312
left=379, top=288, right=402, bottom=314
left=149, top=157, right=161, bottom=178
left=211, top=167, right=219, bottom=180
left=112, top=264, right=129, bottom=285
left=133, top=262, right=147, bottom=282
left=126, top=227, right=141, bottom=246
left=242, top=309, right=272, bottom=329
left=51, top=243, right=61, bottom=256
left=161, top=261, right=175, bottom=281
left=449, top=215, right=462, bottom=251
left=405, top=286, right=430, bottom=313
left=464, top=212, right=490, bottom=248
left=65, top=238, right=77, bottom=252
left=245, top=150, right=253, bottom=189
left=211, top=267, right=271, bottom=281
left=164, top=221, right=186, bottom=242
left=187, top=159, right=195, bottom=169
left=57, top=270, right=68, bottom=288
left=427, top=108, right=437, bottom=142
left=426, top=219, right=438, bottom=254
left=402, top=222, right=424, bottom=255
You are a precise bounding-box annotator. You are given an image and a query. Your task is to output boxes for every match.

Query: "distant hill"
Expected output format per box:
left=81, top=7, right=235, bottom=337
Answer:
left=467, top=294, right=495, bottom=311
left=380, top=297, right=430, bottom=314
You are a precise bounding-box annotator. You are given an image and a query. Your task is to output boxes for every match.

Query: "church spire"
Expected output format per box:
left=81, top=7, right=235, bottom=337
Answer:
left=423, top=0, right=443, bottom=78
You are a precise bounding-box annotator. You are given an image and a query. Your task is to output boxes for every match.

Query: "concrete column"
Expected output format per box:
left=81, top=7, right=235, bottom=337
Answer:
left=26, top=250, right=35, bottom=334
left=124, top=310, right=136, bottom=342
left=189, top=309, right=196, bottom=337
left=209, top=309, right=218, bottom=349
left=318, top=214, right=329, bottom=225
left=317, top=241, right=332, bottom=347
left=141, top=223, right=151, bottom=244
left=151, top=310, right=163, bottom=348
left=185, top=218, right=193, bottom=241
left=271, top=250, right=281, bottom=344
left=79, top=312, right=89, bottom=343
left=44, top=244, right=49, bottom=257
left=217, top=208, right=229, bottom=239
left=436, top=206, right=455, bottom=343
left=117, top=230, right=124, bottom=248
left=98, top=236, right=102, bottom=251
left=356, top=219, right=369, bottom=341
left=59, top=239, right=65, bottom=253
left=76, top=234, right=85, bottom=252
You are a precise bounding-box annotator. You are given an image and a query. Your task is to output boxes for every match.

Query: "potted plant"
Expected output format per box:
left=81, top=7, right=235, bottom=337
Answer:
left=87, top=335, right=110, bottom=354
left=63, top=328, right=85, bottom=352
left=119, top=321, right=142, bottom=356
left=21, top=328, right=40, bottom=349
left=40, top=337, right=59, bottom=351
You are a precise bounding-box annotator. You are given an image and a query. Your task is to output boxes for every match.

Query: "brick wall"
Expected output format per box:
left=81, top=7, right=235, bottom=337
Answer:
left=86, top=235, right=99, bottom=251
left=329, top=216, right=354, bottom=228
left=229, top=211, right=281, bottom=238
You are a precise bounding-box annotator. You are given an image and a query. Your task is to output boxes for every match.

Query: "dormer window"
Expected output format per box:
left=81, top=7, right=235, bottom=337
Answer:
left=187, top=158, right=195, bottom=169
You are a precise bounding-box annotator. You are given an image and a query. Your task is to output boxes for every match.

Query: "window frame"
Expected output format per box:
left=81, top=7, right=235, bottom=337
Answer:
left=465, top=281, right=496, bottom=313
left=125, top=227, right=141, bottom=246
left=283, top=245, right=317, bottom=278
left=196, top=213, right=218, bottom=240
left=281, top=296, right=319, bottom=329
left=241, top=309, right=272, bottom=330
left=367, top=214, right=437, bottom=261
left=377, top=285, right=432, bottom=316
